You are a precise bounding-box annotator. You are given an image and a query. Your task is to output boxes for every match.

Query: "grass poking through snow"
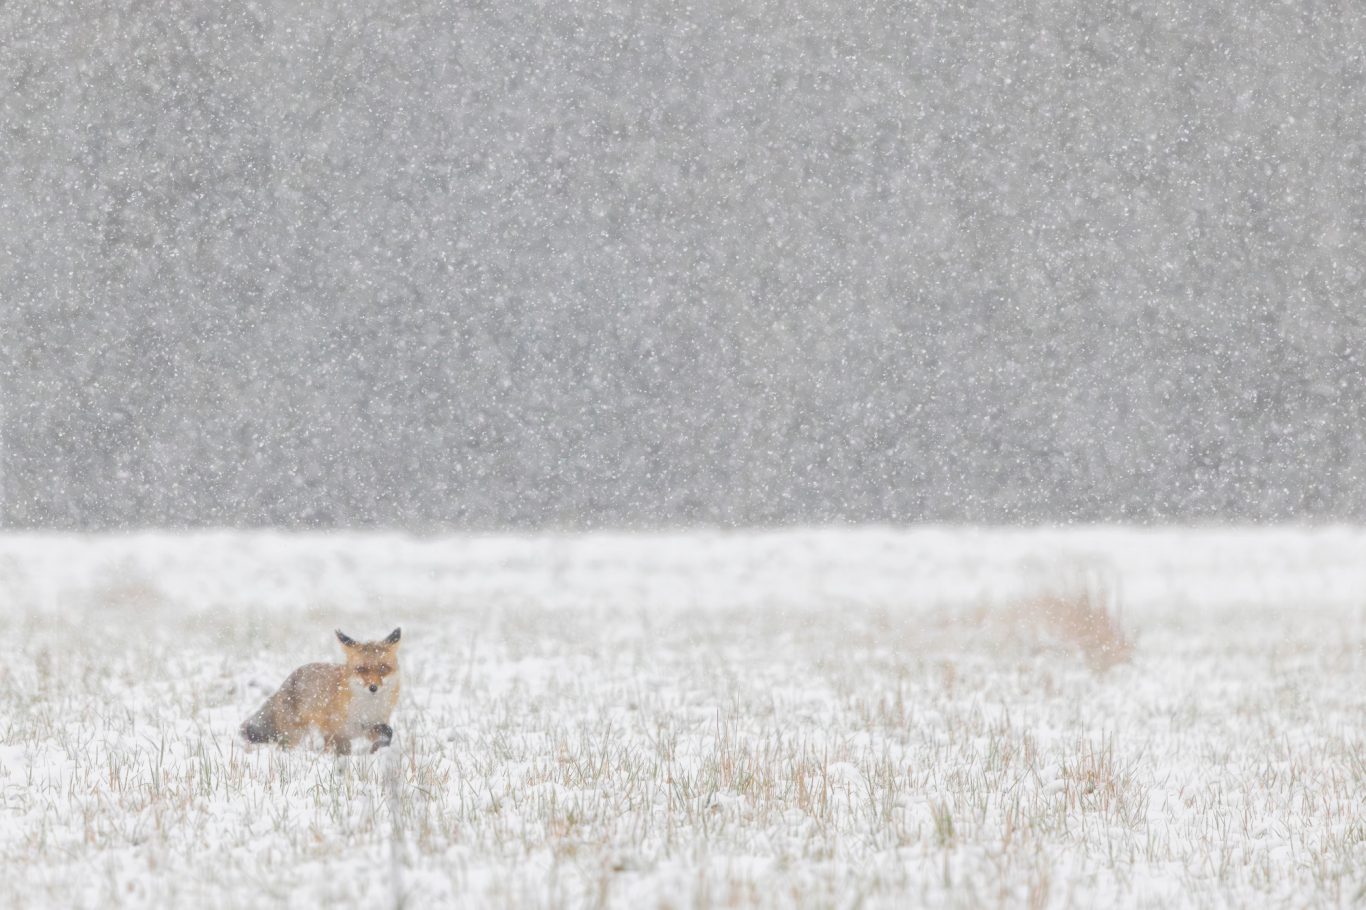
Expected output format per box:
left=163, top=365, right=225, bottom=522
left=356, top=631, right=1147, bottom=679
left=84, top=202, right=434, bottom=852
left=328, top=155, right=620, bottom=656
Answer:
left=0, top=528, right=1362, bottom=908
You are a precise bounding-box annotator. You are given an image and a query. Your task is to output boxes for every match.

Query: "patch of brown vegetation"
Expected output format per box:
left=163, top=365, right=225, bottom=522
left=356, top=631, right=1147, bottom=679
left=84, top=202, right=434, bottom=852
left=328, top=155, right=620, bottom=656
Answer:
left=1022, top=585, right=1132, bottom=670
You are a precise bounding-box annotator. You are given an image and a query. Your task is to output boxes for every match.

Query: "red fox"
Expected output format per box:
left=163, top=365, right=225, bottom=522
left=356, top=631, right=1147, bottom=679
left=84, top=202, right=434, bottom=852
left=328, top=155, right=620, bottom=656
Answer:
left=241, top=628, right=401, bottom=754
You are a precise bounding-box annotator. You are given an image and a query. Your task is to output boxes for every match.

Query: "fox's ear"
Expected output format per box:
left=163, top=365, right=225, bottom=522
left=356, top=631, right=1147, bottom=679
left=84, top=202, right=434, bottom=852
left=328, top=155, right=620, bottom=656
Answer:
left=384, top=627, right=401, bottom=645
left=336, top=629, right=358, bottom=647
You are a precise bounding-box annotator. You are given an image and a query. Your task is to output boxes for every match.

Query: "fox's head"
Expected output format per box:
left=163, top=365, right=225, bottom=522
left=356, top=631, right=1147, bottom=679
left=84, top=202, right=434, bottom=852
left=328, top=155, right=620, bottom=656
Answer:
left=336, top=628, right=401, bottom=693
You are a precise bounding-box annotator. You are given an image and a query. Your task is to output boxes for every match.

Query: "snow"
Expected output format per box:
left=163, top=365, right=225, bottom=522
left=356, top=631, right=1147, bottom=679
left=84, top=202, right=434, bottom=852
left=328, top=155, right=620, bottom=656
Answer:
left=1, top=526, right=1362, bottom=908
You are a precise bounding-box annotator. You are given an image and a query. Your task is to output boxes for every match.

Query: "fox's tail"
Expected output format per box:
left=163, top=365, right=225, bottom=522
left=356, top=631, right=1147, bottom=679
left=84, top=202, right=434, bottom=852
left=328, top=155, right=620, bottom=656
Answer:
left=240, top=705, right=278, bottom=744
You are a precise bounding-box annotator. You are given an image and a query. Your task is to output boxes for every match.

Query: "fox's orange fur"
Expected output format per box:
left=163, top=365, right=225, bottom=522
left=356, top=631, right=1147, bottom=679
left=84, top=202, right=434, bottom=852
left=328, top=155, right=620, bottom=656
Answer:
left=241, top=628, right=401, bottom=754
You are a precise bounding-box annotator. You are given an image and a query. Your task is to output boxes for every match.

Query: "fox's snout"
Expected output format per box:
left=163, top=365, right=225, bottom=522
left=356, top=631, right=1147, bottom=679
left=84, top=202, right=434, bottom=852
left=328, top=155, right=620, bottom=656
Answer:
left=368, top=684, right=378, bottom=692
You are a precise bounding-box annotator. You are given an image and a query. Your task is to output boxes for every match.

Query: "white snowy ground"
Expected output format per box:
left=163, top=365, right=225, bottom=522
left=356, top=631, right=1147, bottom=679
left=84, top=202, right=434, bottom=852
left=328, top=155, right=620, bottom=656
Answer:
left=0, top=528, right=1362, bottom=909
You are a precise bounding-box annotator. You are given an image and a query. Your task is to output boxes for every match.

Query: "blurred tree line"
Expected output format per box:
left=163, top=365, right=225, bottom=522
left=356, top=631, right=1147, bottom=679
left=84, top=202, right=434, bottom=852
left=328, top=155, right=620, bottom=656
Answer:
left=2, top=0, right=1364, bottom=528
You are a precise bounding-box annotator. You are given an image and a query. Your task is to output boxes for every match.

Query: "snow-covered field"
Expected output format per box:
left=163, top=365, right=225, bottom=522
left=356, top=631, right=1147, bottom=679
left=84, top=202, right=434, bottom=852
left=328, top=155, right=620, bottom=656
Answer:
left=1, top=528, right=1362, bottom=908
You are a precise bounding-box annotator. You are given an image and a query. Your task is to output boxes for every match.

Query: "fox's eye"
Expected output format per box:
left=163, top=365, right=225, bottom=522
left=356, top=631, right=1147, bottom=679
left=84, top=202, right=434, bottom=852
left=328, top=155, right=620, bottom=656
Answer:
left=377, top=665, right=391, bottom=675
left=355, top=667, right=369, bottom=675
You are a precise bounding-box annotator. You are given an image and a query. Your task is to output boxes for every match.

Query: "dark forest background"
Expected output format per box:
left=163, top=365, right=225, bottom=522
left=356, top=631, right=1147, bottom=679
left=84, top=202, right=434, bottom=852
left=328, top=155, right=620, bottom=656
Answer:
left=2, top=0, right=1364, bottom=529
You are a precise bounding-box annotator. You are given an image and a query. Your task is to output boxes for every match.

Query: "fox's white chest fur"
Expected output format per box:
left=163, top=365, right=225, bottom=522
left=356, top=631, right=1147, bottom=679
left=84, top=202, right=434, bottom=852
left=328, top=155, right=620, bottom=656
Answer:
left=343, top=674, right=399, bottom=738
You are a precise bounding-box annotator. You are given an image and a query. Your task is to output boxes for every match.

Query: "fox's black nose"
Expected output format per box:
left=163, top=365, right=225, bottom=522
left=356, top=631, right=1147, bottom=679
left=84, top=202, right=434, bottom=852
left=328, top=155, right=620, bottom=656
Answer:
left=369, top=684, right=378, bottom=693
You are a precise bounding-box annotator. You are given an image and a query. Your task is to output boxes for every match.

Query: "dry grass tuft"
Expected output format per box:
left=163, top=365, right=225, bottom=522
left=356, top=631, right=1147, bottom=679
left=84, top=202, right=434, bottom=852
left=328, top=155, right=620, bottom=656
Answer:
left=1013, top=562, right=1132, bottom=670
left=1026, top=589, right=1132, bottom=669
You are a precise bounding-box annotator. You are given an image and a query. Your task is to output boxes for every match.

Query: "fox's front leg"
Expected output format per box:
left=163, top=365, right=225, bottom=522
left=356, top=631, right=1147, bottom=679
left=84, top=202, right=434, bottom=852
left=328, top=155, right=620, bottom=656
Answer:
left=324, top=734, right=352, bottom=756
left=369, top=723, right=394, bottom=753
